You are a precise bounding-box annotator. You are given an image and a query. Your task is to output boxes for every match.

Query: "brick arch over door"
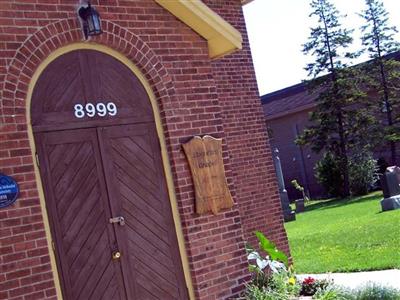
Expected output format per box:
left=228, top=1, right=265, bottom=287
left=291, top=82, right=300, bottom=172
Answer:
left=2, top=14, right=252, bottom=300
left=1, top=18, right=175, bottom=127
left=1, top=18, right=197, bottom=299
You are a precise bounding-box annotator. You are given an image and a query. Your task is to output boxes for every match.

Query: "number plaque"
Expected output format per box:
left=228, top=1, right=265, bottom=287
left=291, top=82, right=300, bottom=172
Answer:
left=74, top=102, right=118, bottom=119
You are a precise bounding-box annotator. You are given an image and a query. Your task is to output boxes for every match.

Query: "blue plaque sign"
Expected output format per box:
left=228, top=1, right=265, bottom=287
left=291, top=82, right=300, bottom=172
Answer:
left=0, top=173, right=19, bottom=208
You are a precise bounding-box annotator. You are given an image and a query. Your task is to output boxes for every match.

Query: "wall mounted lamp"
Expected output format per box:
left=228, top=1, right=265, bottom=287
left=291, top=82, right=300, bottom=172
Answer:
left=78, top=2, right=102, bottom=39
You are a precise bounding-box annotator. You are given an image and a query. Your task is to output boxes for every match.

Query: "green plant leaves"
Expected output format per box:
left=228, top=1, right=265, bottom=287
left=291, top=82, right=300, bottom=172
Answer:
left=255, top=231, right=289, bottom=267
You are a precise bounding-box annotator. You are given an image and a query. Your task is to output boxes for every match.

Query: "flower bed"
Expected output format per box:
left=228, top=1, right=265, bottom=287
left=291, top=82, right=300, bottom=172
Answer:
left=241, top=231, right=400, bottom=300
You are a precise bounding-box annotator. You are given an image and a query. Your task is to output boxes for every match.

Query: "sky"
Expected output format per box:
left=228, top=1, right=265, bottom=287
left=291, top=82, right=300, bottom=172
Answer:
left=242, top=0, right=400, bottom=96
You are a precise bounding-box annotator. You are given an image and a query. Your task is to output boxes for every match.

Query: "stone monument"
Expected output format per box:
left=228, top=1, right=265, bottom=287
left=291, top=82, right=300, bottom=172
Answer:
left=380, top=166, right=400, bottom=211
left=387, top=166, right=400, bottom=184
left=273, top=148, right=296, bottom=222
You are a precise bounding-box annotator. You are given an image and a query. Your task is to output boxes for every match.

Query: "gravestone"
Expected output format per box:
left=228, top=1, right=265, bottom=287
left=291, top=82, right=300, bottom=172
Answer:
left=380, top=166, right=400, bottom=212
left=295, top=199, right=305, bottom=213
left=273, top=148, right=296, bottom=222
left=387, top=166, right=400, bottom=185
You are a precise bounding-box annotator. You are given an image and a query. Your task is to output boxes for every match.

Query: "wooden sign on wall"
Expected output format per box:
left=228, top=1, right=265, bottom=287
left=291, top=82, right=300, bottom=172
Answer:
left=183, top=136, right=234, bottom=215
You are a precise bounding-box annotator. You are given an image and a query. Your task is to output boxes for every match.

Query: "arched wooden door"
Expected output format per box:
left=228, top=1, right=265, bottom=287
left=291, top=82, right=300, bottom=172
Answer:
left=32, top=49, right=188, bottom=300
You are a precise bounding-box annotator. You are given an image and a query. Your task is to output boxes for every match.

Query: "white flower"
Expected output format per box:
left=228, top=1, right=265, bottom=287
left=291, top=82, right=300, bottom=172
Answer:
left=247, top=251, right=269, bottom=270
left=256, top=258, right=269, bottom=270
left=247, top=251, right=259, bottom=260
left=269, top=260, right=286, bottom=273
left=247, top=251, right=285, bottom=272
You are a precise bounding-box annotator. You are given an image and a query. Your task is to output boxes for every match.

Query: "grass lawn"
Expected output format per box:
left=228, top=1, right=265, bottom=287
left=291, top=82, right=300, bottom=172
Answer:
left=285, top=191, right=400, bottom=273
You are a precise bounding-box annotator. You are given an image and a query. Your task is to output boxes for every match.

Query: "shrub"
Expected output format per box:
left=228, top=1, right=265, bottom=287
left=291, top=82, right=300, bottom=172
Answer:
left=243, top=271, right=301, bottom=300
left=315, top=152, right=344, bottom=197
left=243, top=232, right=300, bottom=299
left=352, top=284, right=400, bottom=300
left=246, top=231, right=290, bottom=288
left=315, top=151, right=378, bottom=197
left=313, top=285, right=352, bottom=300
left=268, top=271, right=301, bottom=299
left=348, top=152, right=379, bottom=196
left=244, top=284, right=278, bottom=300
left=313, top=283, right=400, bottom=300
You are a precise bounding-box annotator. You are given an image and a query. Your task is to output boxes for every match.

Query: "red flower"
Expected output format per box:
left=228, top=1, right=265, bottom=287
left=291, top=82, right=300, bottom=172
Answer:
left=303, top=277, right=316, bottom=285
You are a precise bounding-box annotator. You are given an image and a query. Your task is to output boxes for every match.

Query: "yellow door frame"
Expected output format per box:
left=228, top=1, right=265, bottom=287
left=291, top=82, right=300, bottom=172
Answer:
left=26, top=43, right=195, bottom=300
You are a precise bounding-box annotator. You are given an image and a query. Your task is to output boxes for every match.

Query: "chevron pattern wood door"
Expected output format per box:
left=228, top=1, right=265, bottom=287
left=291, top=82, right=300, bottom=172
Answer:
left=36, top=125, right=188, bottom=299
left=35, top=129, right=127, bottom=300
left=31, top=50, right=154, bottom=132
left=98, top=124, right=188, bottom=300
left=32, top=49, right=188, bottom=300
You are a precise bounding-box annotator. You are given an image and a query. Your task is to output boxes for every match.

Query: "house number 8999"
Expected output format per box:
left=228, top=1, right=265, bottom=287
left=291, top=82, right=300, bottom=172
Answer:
left=74, top=102, right=118, bottom=118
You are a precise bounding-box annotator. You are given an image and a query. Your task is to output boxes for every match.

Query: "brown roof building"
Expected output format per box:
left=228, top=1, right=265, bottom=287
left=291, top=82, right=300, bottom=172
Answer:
left=262, top=83, right=322, bottom=200
left=261, top=54, right=400, bottom=200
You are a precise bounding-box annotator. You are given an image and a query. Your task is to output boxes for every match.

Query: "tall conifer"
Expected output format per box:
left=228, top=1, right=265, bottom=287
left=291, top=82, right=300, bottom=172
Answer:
left=298, top=0, right=374, bottom=196
left=359, top=0, right=400, bottom=165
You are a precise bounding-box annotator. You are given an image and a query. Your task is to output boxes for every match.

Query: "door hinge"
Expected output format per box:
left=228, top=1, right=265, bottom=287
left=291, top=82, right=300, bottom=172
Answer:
left=51, top=241, right=55, bottom=251
left=35, top=153, right=40, bottom=168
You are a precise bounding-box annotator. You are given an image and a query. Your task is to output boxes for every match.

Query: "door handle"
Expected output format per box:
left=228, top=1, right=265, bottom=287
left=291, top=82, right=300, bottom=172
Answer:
left=109, top=216, right=125, bottom=226
left=112, top=251, right=121, bottom=260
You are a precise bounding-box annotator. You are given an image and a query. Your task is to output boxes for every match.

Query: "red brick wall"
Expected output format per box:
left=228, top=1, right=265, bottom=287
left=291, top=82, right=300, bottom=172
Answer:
left=0, top=1, right=289, bottom=299
left=204, top=0, right=290, bottom=252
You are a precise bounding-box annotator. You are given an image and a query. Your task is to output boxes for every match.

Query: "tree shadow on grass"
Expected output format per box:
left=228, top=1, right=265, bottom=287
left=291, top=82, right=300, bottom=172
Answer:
left=304, top=192, right=383, bottom=213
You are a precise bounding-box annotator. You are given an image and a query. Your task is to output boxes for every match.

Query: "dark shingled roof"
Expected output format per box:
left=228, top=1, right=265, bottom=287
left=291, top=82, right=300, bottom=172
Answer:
left=261, top=50, right=400, bottom=118
left=261, top=82, right=317, bottom=117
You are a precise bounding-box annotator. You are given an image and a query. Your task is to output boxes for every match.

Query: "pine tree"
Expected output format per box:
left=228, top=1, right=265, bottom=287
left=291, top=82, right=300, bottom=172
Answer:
left=298, top=0, right=376, bottom=196
left=359, top=0, right=400, bottom=165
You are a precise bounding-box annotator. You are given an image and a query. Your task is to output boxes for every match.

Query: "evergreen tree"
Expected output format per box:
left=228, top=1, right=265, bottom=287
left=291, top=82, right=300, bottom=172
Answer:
left=359, top=0, right=400, bottom=165
left=298, top=0, right=376, bottom=196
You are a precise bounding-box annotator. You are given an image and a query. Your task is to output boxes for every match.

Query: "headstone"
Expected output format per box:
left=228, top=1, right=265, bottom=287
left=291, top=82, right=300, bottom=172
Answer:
left=380, top=166, right=400, bottom=212
left=295, top=199, right=305, bottom=213
left=273, top=148, right=296, bottom=222
left=387, top=166, right=400, bottom=185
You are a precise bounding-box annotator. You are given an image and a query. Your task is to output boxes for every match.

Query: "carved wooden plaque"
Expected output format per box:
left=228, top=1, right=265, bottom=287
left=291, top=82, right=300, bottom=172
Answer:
left=183, top=135, right=234, bottom=215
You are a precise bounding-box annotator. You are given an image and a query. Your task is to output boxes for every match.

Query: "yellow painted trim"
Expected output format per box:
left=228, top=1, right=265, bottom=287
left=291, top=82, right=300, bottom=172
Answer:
left=155, top=0, right=242, bottom=59
left=26, top=42, right=195, bottom=300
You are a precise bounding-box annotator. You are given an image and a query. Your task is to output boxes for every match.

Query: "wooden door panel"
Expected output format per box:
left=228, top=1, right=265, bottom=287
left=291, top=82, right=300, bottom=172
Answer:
left=31, top=51, right=85, bottom=126
left=32, top=49, right=188, bottom=299
left=115, top=162, right=163, bottom=215
left=35, top=129, right=126, bottom=300
left=31, top=50, right=154, bottom=131
left=98, top=124, right=188, bottom=300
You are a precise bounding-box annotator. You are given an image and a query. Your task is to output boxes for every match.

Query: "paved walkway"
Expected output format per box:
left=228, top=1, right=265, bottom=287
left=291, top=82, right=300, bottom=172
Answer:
left=298, top=269, right=400, bottom=290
